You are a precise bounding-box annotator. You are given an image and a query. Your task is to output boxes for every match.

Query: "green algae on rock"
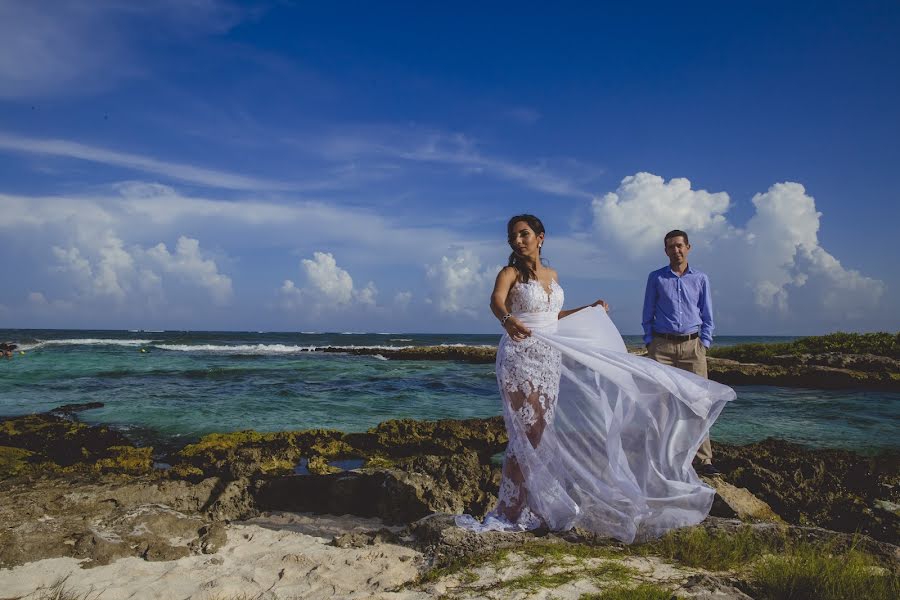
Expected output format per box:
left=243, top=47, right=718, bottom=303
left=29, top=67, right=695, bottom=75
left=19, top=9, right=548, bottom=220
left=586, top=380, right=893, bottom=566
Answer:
left=0, top=412, right=154, bottom=478
left=0, top=445, right=35, bottom=479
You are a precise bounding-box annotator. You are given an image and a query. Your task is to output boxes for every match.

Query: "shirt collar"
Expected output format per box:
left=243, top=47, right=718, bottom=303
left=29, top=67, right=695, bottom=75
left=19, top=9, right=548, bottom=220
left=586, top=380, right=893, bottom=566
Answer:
left=666, top=264, right=694, bottom=276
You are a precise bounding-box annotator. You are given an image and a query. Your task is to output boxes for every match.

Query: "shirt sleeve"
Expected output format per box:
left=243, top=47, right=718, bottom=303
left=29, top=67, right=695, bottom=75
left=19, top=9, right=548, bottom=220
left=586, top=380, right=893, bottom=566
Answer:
left=699, top=274, right=714, bottom=348
left=641, top=272, right=657, bottom=346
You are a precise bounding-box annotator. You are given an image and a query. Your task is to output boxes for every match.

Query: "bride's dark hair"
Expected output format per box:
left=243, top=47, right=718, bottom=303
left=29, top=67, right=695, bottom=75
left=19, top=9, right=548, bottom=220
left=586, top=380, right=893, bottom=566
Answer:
left=507, top=214, right=546, bottom=283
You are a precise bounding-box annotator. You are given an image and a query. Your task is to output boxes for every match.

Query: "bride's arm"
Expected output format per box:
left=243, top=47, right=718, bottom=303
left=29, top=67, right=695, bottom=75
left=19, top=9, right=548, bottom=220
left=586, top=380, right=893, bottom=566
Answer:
left=559, top=300, right=608, bottom=319
left=491, top=267, right=531, bottom=340
left=557, top=274, right=609, bottom=319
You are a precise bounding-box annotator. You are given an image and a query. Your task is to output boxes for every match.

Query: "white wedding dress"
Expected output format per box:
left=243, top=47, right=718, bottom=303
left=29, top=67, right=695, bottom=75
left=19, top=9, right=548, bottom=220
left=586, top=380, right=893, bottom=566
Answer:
left=456, top=278, right=736, bottom=543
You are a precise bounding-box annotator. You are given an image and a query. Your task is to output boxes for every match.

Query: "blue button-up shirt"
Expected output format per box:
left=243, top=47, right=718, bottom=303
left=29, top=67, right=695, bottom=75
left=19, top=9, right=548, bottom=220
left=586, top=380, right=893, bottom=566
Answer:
left=642, top=265, right=714, bottom=347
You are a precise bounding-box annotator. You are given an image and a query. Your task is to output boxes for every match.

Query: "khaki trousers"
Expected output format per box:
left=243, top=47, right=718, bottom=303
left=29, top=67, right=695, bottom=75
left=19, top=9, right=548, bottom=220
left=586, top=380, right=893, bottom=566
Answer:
left=647, top=336, right=713, bottom=464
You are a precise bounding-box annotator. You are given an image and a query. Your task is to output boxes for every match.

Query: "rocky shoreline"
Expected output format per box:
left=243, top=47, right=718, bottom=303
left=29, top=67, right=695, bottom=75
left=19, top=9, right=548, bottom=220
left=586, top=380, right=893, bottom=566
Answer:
left=1, top=406, right=898, bottom=598
left=328, top=344, right=900, bottom=390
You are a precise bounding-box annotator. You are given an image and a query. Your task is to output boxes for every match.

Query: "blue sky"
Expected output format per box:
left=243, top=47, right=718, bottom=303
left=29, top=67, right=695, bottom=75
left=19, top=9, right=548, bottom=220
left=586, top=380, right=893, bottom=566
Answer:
left=0, top=1, right=897, bottom=334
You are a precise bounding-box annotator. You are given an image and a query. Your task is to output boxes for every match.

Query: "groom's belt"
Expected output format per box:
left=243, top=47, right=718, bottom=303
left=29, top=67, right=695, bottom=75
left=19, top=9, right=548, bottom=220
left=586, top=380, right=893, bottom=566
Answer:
left=653, top=331, right=699, bottom=342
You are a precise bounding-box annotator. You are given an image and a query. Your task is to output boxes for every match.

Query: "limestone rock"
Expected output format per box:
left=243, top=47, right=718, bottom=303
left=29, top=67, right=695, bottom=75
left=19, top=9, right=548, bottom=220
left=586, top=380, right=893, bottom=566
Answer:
left=703, top=476, right=782, bottom=522
left=714, top=438, right=899, bottom=544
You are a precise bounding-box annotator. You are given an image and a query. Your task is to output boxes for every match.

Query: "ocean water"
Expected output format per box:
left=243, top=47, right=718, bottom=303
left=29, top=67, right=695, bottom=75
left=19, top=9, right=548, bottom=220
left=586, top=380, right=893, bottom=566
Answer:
left=1, top=329, right=897, bottom=454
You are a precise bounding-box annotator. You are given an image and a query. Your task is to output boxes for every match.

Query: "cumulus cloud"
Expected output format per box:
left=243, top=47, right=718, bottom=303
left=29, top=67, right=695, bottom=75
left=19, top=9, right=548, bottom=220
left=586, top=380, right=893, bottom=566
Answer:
left=592, top=172, right=731, bottom=257
left=426, top=250, right=498, bottom=317
left=48, top=232, right=232, bottom=312
left=279, top=252, right=379, bottom=312
left=145, top=237, right=233, bottom=306
left=591, top=174, right=885, bottom=328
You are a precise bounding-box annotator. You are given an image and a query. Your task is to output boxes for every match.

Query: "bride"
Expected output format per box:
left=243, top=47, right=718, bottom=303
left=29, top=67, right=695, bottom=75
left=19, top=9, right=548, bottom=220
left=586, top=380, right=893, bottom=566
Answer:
left=456, top=214, right=736, bottom=543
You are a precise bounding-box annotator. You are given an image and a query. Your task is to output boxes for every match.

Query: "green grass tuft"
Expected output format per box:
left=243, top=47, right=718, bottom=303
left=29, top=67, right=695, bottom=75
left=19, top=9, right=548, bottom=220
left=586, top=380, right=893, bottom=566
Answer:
left=631, top=525, right=769, bottom=571
left=752, top=543, right=900, bottom=600
left=580, top=582, right=680, bottom=599
left=519, top=541, right=623, bottom=561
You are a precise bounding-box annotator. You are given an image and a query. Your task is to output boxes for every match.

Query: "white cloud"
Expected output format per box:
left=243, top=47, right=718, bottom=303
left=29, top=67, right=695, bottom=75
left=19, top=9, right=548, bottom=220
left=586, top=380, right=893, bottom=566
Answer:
left=590, top=174, right=885, bottom=328
left=48, top=231, right=232, bottom=313
left=426, top=250, right=498, bottom=317
left=279, top=252, right=380, bottom=313
left=592, top=172, right=731, bottom=257
left=145, top=236, right=233, bottom=306
left=0, top=132, right=298, bottom=191
left=356, top=281, right=378, bottom=307
left=302, top=252, right=355, bottom=305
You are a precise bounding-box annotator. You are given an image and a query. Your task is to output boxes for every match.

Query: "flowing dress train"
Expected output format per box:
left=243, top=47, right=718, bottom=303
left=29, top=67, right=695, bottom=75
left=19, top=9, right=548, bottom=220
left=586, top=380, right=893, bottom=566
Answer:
left=456, top=279, right=736, bottom=543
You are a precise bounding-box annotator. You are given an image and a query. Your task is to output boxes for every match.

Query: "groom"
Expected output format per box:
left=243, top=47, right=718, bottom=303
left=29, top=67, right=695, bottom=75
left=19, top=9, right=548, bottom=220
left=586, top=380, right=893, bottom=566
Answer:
left=641, top=229, right=720, bottom=476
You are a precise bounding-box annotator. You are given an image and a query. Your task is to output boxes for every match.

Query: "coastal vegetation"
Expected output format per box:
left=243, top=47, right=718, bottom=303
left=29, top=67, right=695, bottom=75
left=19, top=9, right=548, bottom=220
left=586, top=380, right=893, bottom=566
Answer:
left=709, top=331, right=900, bottom=362
left=416, top=528, right=899, bottom=600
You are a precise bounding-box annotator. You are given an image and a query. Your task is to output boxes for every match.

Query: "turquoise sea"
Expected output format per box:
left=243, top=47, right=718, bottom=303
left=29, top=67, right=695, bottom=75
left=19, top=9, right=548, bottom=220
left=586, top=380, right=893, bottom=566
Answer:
left=1, top=329, right=897, bottom=454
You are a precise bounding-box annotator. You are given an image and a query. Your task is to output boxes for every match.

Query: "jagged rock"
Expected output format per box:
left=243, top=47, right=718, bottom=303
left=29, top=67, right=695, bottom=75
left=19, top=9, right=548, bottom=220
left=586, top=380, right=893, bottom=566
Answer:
left=0, top=413, right=138, bottom=471
left=346, top=417, right=507, bottom=459
left=192, top=522, right=228, bottom=554
left=703, top=476, right=782, bottom=522
left=706, top=356, right=899, bottom=390
left=323, top=344, right=496, bottom=363
left=387, top=450, right=499, bottom=516
left=256, top=451, right=499, bottom=524
left=0, top=474, right=258, bottom=568
left=49, top=402, right=105, bottom=415
left=409, top=512, right=540, bottom=568
left=714, top=438, right=899, bottom=544
left=174, top=430, right=303, bottom=479
left=681, top=573, right=755, bottom=599
left=73, top=532, right=132, bottom=567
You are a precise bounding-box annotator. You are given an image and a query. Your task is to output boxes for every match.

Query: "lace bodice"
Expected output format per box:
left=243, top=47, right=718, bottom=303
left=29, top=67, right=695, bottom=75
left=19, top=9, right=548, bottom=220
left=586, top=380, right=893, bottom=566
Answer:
left=508, top=279, right=564, bottom=314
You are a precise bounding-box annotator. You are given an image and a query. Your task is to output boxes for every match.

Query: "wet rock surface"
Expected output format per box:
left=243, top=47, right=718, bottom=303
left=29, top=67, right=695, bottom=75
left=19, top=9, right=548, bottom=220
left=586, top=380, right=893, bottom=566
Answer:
left=0, top=405, right=897, bottom=574
left=714, top=438, right=900, bottom=544
left=315, top=344, right=900, bottom=389
left=707, top=355, right=900, bottom=390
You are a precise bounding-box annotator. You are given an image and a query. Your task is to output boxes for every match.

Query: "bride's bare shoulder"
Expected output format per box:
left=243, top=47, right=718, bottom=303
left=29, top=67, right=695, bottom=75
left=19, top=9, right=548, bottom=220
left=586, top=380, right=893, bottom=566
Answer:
left=496, top=266, right=518, bottom=283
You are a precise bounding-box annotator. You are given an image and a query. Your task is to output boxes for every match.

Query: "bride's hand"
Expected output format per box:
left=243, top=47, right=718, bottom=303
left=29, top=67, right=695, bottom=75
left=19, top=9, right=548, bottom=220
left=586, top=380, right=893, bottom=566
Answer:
left=592, top=299, right=610, bottom=312
left=503, top=317, right=532, bottom=341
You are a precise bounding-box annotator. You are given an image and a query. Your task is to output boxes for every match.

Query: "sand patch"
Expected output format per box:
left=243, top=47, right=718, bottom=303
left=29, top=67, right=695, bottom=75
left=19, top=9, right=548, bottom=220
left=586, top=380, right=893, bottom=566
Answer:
left=0, top=513, right=428, bottom=600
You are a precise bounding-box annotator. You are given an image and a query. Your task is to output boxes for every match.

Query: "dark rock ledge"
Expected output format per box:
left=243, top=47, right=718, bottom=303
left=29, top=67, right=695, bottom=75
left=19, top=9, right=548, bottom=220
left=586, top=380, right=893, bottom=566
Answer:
left=0, top=404, right=897, bottom=570
left=330, top=344, right=900, bottom=390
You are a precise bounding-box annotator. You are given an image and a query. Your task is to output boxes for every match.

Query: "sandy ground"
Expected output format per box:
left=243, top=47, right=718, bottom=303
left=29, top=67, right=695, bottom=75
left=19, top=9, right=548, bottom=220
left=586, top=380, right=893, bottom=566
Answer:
left=0, top=513, right=430, bottom=600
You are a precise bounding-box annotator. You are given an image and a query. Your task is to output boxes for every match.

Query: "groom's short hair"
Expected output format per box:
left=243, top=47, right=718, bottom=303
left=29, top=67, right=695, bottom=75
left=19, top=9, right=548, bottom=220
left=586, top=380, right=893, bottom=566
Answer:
left=664, top=229, right=689, bottom=245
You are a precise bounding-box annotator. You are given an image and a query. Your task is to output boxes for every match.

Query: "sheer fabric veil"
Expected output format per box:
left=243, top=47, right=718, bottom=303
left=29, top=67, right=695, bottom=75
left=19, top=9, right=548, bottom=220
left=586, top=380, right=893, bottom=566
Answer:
left=457, top=304, right=736, bottom=543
